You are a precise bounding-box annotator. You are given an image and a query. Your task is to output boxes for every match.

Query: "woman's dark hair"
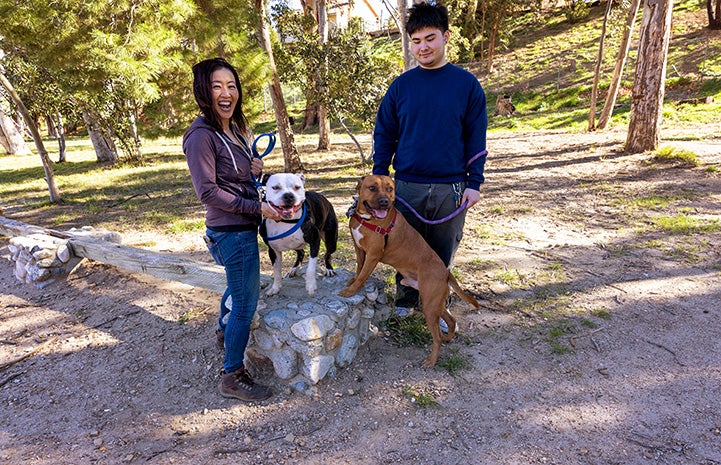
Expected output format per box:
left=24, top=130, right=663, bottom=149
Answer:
left=405, top=2, right=449, bottom=36
left=192, top=57, right=249, bottom=135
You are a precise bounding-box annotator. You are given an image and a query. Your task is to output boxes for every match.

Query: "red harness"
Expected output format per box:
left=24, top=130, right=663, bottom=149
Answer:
left=352, top=210, right=397, bottom=236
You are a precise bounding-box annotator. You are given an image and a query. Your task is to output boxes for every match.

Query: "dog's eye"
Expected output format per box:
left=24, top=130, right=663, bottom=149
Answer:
left=271, top=185, right=280, bottom=191
left=293, top=185, right=301, bottom=190
left=368, top=185, right=376, bottom=192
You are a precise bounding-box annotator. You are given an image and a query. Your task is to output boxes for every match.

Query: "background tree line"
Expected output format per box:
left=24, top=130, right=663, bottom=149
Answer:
left=0, top=0, right=706, bottom=203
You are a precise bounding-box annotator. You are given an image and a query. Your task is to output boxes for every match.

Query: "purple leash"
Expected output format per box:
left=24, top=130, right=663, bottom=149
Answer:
left=395, top=196, right=468, bottom=225
left=394, top=150, right=487, bottom=225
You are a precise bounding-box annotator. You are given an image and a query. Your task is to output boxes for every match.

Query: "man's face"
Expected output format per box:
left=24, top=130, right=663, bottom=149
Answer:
left=410, top=26, right=449, bottom=69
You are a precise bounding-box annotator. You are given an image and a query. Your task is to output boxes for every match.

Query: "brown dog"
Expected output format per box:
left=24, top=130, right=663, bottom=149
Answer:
left=338, top=175, right=479, bottom=368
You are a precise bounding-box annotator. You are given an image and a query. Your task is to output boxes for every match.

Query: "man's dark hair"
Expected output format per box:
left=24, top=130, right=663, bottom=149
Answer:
left=191, top=57, right=249, bottom=135
left=405, top=2, right=449, bottom=36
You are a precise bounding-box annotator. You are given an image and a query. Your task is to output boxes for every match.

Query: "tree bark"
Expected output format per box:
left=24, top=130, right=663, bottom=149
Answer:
left=588, top=0, right=614, bottom=131
left=82, top=110, right=119, bottom=163
left=626, top=0, right=674, bottom=154
left=399, top=0, right=413, bottom=70
left=707, top=0, right=721, bottom=29
left=0, top=71, right=62, bottom=202
left=255, top=0, right=304, bottom=172
left=54, top=113, right=67, bottom=162
left=597, top=0, right=641, bottom=130
left=316, top=0, right=331, bottom=150
left=0, top=97, right=32, bottom=155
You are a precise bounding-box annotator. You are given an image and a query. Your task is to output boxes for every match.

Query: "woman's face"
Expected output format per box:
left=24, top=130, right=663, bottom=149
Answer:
left=210, top=67, right=239, bottom=127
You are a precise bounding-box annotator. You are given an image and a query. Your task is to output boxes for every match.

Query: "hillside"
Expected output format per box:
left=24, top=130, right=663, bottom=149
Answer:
left=471, top=0, right=721, bottom=131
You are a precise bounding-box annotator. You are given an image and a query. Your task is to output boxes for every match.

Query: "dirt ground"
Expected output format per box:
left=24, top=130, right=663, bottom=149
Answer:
left=2, top=124, right=721, bottom=465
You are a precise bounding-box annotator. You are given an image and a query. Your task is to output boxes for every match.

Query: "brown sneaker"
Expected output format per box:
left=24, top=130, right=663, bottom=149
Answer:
left=215, top=329, right=224, bottom=351
left=219, top=367, right=272, bottom=402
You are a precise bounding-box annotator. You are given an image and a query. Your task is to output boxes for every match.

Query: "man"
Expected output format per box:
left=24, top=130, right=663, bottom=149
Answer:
left=372, top=1, right=487, bottom=323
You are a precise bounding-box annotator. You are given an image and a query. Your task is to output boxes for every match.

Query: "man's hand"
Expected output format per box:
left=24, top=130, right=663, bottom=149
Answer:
left=462, top=188, right=481, bottom=209
left=251, top=157, right=264, bottom=177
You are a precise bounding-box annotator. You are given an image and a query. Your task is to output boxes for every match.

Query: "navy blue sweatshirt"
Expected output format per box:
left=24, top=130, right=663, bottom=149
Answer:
left=372, top=63, right=487, bottom=190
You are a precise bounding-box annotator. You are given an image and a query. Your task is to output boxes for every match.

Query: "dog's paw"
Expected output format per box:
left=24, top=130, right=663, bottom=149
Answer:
left=265, top=285, right=281, bottom=296
left=345, top=276, right=357, bottom=286
left=338, top=287, right=357, bottom=297
left=421, top=357, right=437, bottom=368
left=285, top=267, right=299, bottom=278
left=324, top=268, right=336, bottom=277
left=306, top=282, right=317, bottom=296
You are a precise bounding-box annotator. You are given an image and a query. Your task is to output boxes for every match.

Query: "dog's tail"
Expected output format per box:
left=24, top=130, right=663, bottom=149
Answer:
left=448, top=273, right=480, bottom=308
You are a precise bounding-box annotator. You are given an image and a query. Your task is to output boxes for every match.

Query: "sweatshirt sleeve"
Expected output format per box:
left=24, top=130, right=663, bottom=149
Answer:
left=464, top=81, right=488, bottom=191
left=184, top=129, right=260, bottom=216
left=372, top=86, right=398, bottom=176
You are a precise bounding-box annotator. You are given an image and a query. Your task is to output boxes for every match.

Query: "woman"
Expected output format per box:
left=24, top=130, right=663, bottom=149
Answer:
left=183, top=57, right=280, bottom=402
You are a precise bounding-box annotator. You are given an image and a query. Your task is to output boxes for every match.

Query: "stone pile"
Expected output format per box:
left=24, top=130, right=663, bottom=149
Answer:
left=5, top=224, right=392, bottom=388
left=244, top=268, right=391, bottom=391
left=6, top=226, right=121, bottom=288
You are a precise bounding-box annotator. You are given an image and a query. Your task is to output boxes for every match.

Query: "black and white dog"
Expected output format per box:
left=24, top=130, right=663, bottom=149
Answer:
left=260, top=173, right=338, bottom=296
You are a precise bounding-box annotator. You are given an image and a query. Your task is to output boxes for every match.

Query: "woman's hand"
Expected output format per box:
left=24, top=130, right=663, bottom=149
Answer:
left=261, top=202, right=282, bottom=221
left=251, top=157, right=264, bottom=177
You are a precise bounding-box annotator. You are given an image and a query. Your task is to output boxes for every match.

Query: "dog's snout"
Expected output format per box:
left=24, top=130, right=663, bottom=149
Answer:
left=281, top=192, right=296, bottom=205
left=378, top=197, right=390, bottom=209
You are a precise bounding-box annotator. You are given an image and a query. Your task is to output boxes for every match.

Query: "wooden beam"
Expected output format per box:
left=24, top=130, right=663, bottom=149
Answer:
left=0, top=216, right=275, bottom=294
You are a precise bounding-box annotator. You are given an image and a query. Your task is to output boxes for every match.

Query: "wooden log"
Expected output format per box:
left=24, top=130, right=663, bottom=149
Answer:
left=67, top=238, right=231, bottom=294
left=0, top=216, right=274, bottom=294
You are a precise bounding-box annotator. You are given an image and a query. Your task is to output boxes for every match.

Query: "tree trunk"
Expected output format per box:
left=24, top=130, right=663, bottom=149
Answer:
left=54, top=113, right=67, bottom=162
left=316, top=0, right=331, bottom=150
left=301, top=101, right=318, bottom=131
left=255, top=0, right=304, bottom=172
left=399, top=0, right=413, bottom=70
left=588, top=0, right=614, bottom=131
left=82, top=110, right=119, bottom=163
left=626, top=0, right=674, bottom=154
left=0, top=97, right=32, bottom=155
left=0, top=71, right=62, bottom=202
left=597, top=0, right=641, bottom=130
left=707, top=0, right=721, bottom=29
left=128, top=107, right=143, bottom=164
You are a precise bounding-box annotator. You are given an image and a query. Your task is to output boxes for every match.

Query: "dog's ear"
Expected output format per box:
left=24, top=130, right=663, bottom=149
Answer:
left=295, top=173, right=306, bottom=185
left=261, top=173, right=272, bottom=186
left=355, top=176, right=365, bottom=192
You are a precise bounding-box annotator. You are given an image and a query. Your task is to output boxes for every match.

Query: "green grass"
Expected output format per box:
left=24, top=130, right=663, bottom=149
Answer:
left=386, top=313, right=430, bottom=348
left=651, top=146, right=700, bottom=166
left=401, top=385, right=439, bottom=408
left=650, top=214, right=720, bottom=235
left=436, top=348, right=473, bottom=376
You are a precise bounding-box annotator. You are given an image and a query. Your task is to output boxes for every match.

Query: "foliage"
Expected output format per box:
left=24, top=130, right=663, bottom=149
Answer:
left=444, top=0, right=537, bottom=63
left=272, top=4, right=402, bottom=130
left=563, top=1, right=591, bottom=23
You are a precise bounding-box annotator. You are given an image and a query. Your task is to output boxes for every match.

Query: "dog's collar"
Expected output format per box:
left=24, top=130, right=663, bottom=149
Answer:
left=265, top=203, right=306, bottom=241
left=352, top=210, right=397, bottom=236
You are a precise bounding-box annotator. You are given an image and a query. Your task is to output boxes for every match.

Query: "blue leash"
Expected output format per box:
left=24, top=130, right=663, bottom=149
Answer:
left=251, top=132, right=276, bottom=198
left=253, top=132, right=276, bottom=159
left=265, top=203, right=306, bottom=241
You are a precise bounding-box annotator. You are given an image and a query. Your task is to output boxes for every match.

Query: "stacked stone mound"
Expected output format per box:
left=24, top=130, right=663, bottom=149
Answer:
left=6, top=226, right=120, bottom=288
left=245, top=268, right=391, bottom=391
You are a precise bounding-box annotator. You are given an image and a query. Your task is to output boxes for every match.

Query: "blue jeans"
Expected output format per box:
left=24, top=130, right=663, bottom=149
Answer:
left=205, top=228, right=260, bottom=374
left=394, top=180, right=467, bottom=308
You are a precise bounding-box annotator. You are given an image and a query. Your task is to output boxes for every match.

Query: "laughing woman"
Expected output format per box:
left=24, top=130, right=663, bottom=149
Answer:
left=183, top=57, right=281, bottom=402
